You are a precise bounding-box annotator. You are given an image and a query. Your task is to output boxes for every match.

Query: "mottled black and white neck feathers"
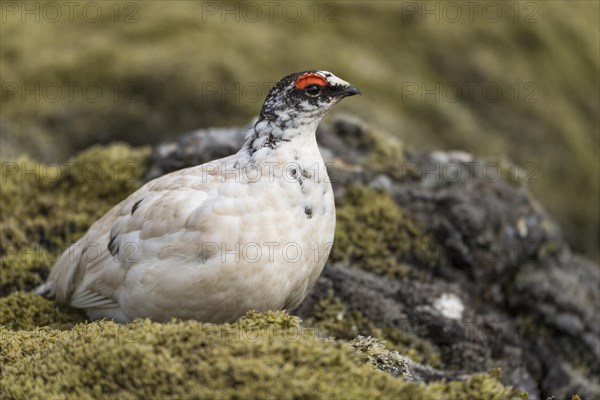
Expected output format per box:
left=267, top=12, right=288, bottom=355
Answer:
left=242, top=70, right=361, bottom=157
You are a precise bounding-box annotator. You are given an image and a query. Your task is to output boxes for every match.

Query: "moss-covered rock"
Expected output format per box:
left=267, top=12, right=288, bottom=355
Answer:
left=332, top=185, right=442, bottom=278
left=0, top=144, right=149, bottom=295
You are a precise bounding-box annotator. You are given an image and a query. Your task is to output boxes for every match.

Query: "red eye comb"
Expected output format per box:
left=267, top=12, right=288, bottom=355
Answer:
left=294, top=73, right=327, bottom=90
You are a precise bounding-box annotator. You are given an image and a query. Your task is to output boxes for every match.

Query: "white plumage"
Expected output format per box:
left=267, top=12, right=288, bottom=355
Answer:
left=37, top=70, right=360, bottom=323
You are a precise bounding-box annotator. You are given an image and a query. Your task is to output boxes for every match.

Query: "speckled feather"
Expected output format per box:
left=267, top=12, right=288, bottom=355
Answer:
left=37, top=71, right=359, bottom=323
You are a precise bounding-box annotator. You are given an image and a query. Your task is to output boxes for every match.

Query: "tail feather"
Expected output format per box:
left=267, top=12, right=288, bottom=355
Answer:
left=34, top=281, right=54, bottom=297
left=35, top=240, right=83, bottom=304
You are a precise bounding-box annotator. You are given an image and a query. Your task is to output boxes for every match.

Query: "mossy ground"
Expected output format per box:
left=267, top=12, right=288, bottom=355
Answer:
left=0, top=291, right=85, bottom=331
left=0, top=144, right=520, bottom=398
left=0, top=307, right=517, bottom=400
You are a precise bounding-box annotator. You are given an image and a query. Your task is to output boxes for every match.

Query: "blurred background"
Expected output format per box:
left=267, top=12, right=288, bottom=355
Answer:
left=1, top=0, right=598, bottom=260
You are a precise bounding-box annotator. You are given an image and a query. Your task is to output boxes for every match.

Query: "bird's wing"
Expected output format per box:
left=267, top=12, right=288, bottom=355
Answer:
left=48, top=162, right=227, bottom=310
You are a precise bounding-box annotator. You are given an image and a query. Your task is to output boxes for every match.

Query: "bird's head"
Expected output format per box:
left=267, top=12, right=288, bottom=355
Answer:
left=258, top=70, right=361, bottom=130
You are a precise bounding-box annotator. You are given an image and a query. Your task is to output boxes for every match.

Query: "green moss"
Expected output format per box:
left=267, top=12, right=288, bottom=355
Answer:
left=1, top=144, right=148, bottom=248
left=520, top=391, right=529, bottom=400
left=332, top=185, right=443, bottom=278
left=0, top=247, right=49, bottom=295
left=435, top=373, right=517, bottom=400
left=0, top=328, right=60, bottom=375
left=0, top=144, right=149, bottom=295
left=0, top=291, right=84, bottom=330
left=0, top=311, right=516, bottom=400
left=233, top=309, right=302, bottom=330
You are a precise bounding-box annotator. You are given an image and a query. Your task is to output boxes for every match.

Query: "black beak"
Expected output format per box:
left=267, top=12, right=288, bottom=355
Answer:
left=341, top=85, right=362, bottom=97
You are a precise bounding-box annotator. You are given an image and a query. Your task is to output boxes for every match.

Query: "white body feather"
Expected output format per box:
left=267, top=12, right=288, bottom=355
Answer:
left=43, top=130, right=334, bottom=323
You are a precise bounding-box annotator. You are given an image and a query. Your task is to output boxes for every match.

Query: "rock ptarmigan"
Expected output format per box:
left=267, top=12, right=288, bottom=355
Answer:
left=36, top=71, right=361, bottom=323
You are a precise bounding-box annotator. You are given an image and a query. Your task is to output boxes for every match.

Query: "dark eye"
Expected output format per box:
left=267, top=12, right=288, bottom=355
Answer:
left=305, top=84, right=322, bottom=97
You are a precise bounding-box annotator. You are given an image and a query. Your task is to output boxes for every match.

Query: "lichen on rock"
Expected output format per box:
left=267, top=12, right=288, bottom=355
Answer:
left=350, top=335, right=414, bottom=379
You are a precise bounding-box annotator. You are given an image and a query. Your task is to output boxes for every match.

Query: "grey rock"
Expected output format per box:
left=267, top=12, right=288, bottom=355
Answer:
left=145, top=125, right=248, bottom=181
